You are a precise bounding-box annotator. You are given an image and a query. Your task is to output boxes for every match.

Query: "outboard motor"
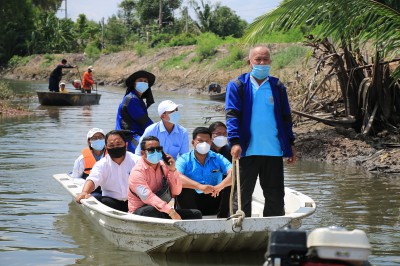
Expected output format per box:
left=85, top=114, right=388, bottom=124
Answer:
left=264, top=227, right=371, bottom=266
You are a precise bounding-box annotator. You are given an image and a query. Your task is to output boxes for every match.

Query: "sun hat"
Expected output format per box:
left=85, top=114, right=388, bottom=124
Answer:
left=157, top=100, right=182, bottom=116
left=87, top=128, right=105, bottom=139
left=88, top=66, right=94, bottom=71
left=125, top=70, right=156, bottom=88
left=59, top=81, right=66, bottom=86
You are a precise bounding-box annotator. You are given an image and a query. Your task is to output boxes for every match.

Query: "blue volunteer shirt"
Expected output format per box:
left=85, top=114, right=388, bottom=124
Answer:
left=176, top=150, right=232, bottom=193
left=246, top=76, right=283, bottom=156
left=135, top=121, right=189, bottom=160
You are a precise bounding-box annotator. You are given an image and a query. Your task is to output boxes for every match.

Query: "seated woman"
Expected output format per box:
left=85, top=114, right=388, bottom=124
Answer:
left=128, top=136, right=202, bottom=220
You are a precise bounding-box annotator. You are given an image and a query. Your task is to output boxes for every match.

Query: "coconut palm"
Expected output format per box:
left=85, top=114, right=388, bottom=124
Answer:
left=242, top=0, right=400, bottom=135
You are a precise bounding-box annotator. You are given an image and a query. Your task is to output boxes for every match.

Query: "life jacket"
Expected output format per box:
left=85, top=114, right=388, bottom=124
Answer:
left=82, top=147, right=106, bottom=178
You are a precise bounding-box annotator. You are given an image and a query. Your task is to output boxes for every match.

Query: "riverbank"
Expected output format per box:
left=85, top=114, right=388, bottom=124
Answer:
left=1, top=47, right=399, bottom=174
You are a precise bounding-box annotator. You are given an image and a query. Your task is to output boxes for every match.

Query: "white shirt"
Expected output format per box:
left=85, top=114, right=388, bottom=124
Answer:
left=71, top=153, right=104, bottom=179
left=87, top=152, right=140, bottom=201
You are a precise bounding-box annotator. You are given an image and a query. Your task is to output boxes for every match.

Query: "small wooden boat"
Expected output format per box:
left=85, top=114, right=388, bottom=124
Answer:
left=209, top=92, right=226, bottom=102
left=36, top=91, right=101, bottom=106
left=53, top=173, right=316, bottom=253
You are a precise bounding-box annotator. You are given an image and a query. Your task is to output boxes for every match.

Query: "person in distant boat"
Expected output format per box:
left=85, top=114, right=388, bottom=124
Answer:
left=81, top=66, right=96, bottom=93
left=59, top=82, right=69, bottom=93
left=208, top=83, right=221, bottom=94
left=75, top=130, right=140, bottom=212
left=115, top=70, right=156, bottom=153
left=128, top=136, right=202, bottom=220
left=208, top=121, right=231, bottom=218
left=225, top=45, right=296, bottom=218
left=134, top=100, right=188, bottom=160
left=176, top=127, right=232, bottom=217
left=72, top=79, right=82, bottom=90
left=48, top=59, right=76, bottom=92
left=71, top=128, right=106, bottom=199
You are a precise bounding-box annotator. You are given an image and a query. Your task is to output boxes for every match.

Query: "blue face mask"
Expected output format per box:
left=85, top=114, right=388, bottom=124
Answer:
left=251, top=65, right=271, bottom=80
left=168, top=111, right=180, bottom=124
left=146, top=151, right=162, bottom=164
left=91, top=139, right=105, bottom=151
left=135, top=82, right=149, bottom=93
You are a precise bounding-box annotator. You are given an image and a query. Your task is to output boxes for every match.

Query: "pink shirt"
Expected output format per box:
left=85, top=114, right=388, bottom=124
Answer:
left=128, top=157, right=182, bottom=214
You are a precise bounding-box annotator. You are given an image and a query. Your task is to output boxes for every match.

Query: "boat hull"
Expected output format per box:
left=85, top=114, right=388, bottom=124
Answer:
left=209, top=92, right=226, bottom=102
left=37, top=91, right=101, bottom=106
left=53, top=173, right=315, bottom=253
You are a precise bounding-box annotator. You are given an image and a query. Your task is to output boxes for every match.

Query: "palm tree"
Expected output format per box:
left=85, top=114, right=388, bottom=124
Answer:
left=242, top=0, right=400, bottom=135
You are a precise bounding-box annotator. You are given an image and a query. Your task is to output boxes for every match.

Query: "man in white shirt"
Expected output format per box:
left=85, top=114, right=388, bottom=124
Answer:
left=135, top=100, right=189, bottom=160
left=75, top=130, right=140, bottom=212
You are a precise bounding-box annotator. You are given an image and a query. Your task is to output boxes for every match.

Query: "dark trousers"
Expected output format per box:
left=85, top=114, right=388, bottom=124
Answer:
left=218, top=186, right=231, bottom=218
left=48, top=77, right=60, bottom=92
left=237, top=156, right=285, bottom=217
left=81, top=88, right=92, bottom=93
left=177, top=188, right=223, bottom=216
left=100, top=196, right=128, bottom=212
left=134, top=205, right=202, bottom=220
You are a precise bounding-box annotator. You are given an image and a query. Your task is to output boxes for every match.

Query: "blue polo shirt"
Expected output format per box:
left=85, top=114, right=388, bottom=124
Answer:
left=176, top=150, right=232, bottom=193
left=135, top=121, right=189, bottom=160
left=246, top=77, right=283, bottom=156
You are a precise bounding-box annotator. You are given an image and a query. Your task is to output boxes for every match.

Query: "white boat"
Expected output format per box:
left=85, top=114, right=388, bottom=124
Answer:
left=53, top=173, right=316, bottom=253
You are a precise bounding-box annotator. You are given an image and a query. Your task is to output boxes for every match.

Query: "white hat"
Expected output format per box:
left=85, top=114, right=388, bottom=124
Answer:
left=88, top=66, right=94, bottom=71
left=87, top=128, right=104, bottom=139
left=157, top=100, right=182, bottom=116
left=59, top=81, right=66, bottom=86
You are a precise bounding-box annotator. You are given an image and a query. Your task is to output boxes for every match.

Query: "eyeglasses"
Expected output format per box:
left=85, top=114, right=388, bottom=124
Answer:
left=144, top=146, right=163, bottom=154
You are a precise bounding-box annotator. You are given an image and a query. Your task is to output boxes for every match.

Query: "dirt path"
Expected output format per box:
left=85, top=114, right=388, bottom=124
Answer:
left=1, top=48, right=399, bottom=175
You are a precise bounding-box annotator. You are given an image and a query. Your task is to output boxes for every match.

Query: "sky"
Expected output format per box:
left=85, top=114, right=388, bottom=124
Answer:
left=56, top=0, right=282, bottom=23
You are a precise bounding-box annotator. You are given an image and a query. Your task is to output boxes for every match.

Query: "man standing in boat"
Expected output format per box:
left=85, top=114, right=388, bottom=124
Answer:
left=48, top=59, right=76, bottom=92
left=81, top=66, right=96, bottom=93
left=75, top=130, right=140, bottom=212
left=134, top=100, right=188, bottom=160
left=128, top=136, right=202, bottom=220
left=225, top=45, right=296, bottom=217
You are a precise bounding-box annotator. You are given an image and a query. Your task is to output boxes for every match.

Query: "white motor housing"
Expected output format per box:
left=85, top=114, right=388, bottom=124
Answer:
left=307, top=226, right=371, bottom=262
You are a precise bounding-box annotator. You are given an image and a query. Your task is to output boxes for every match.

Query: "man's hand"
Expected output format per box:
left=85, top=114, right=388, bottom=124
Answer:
left=231, top=144, right=242, bottom=159
left=198, top=184, right=214, bottom=194
left=211, top=183, right=224, bottom=197
left=75, top=192, right=91, bottom=203
left=286, top=146, right=296, bottom=164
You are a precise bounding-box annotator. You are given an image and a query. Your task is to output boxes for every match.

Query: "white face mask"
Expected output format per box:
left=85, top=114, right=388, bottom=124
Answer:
left=195, top=142, right=210, bottom=154
left=213, top=136, right=227, bottom=148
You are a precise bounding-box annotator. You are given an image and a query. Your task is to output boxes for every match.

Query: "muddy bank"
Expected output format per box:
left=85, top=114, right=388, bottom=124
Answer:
left=1, top=47, right=399, bottom=175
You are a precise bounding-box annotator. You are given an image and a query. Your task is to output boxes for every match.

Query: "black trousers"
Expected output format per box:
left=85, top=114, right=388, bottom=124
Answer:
left=237, top=156, right=285, bottom=217
left=134, top=205, right=202, bottom=220
left=177, top=188, right=224, bottom=216
left=48, top=76, right=60, bottom=92
left=100, top=196, right=128, bottom=212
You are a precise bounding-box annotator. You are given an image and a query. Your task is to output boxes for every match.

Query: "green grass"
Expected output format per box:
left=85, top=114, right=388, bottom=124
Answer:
left=271, top=45, right=310, bottom=69
left=160, top=52, right=190, bottom=70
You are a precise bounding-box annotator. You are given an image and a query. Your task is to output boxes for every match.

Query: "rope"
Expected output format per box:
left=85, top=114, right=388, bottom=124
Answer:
left=227, top=158, right=245, bottom=232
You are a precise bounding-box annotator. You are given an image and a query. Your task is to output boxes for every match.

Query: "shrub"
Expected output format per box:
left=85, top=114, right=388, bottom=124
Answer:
left=160, top=52, right=190, bottom=70
left=167, top=33, right=197, bottom=47
left=194, top=32, right=222, bottom=61
left=134, top=42, right=148, bottom=57
left=7, top=55, right=32, bottom=69
left=84, top=43, right=101, bottom=60
left=0, top=81, right=13, bottom=100
left=215, top=44, right=247, bottom=70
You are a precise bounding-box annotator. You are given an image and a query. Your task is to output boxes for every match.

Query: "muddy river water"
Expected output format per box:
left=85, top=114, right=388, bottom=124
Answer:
left=0, top=81, right=399, bottom=265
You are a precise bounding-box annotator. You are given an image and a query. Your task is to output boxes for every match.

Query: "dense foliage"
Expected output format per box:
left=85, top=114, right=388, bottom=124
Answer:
left=0, top=0, right=248, bottom=67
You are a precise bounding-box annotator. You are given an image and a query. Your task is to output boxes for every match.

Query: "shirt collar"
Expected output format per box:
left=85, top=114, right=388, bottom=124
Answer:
left=160, top=120, right=178, bottom=134
left=250, top=75, right=269, bottom=89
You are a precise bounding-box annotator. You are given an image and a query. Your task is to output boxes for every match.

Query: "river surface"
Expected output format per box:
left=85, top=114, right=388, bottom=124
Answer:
left=0, top=81, right=399, bottom=265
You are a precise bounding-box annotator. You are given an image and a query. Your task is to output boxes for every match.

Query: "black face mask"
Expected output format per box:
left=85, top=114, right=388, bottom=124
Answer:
left=107, top=146, right=126, bottom=158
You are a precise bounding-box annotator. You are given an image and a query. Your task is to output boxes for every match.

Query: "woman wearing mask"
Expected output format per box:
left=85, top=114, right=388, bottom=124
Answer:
left=71, top=128, right=107, bottom=199
left=116, top=70, right=156, bottom=153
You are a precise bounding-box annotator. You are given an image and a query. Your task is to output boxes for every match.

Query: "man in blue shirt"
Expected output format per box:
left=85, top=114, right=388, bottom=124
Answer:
left=135, top=100, right=189, bottom=160
left=176, top=127, right=232, bottom=217
left=225, top=45, right=296, bottom=217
